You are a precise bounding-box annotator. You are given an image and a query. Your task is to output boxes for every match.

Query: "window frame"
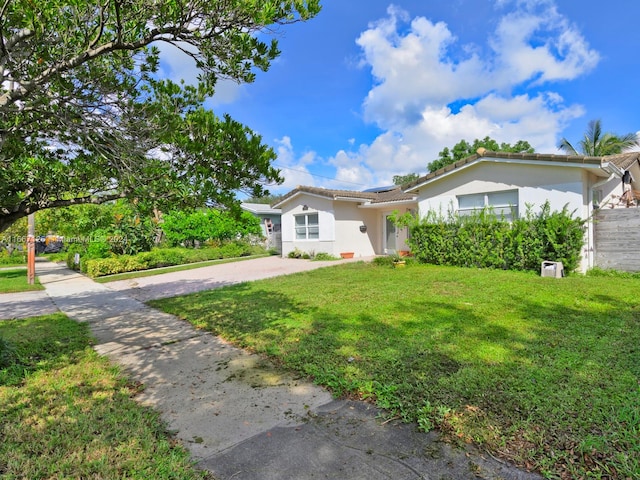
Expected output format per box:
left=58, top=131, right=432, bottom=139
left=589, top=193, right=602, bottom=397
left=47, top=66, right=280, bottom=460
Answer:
left=294, top=213, right=319, bottom=240
left=457, top=190, right=519, bottom=221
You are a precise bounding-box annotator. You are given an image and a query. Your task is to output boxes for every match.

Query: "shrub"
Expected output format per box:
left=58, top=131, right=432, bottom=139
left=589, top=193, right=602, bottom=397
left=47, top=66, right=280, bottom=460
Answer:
left=137, top=249, right=188, bottom=268
left=82, top=242, right=266, bottom=277
left=288, top=248, right=304, bottom=259
left=85, top=256, right=148, bottom=277
left=0, top=250, right=25, bottom=265
left=313, top=252, right=339, bottom=261
left=407, top=202, right=585, bottom=274
left=86, top=240, right=112, bottom=259
left=161, top=209, right=262, bottom=247
left=217, top=242, right=248, bottom=259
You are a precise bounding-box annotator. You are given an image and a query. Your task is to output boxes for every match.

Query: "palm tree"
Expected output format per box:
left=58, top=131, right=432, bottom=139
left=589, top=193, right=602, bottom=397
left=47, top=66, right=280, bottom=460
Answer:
left=558, top=119, right=639, bottom=156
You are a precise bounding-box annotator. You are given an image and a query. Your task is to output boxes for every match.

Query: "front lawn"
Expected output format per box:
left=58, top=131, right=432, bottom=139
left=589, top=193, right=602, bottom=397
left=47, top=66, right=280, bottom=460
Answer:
left=0, top=314, right=209, bottom=479
left=0, top=268, right=43, bottom=293
left=151, top=263, right=640, bottom=479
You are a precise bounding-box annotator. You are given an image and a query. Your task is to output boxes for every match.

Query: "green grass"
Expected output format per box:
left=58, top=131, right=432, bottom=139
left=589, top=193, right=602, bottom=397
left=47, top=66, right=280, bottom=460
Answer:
left=151, top=263, right=640, bottom=479
left=0, top=314, right=210, bottom=479
left=0, top=268, right=43, bottom=293
left=94, top=254, right=270, bottom=283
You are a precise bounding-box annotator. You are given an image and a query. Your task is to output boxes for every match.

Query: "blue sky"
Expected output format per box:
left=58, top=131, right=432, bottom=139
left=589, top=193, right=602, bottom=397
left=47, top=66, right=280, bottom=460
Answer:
left=160, top=0, right=640, bottom=195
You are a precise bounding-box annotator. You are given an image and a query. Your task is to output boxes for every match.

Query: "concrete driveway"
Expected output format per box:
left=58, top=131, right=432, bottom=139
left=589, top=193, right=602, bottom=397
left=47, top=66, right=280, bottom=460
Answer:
left=105, top=255, right=368, bottom=302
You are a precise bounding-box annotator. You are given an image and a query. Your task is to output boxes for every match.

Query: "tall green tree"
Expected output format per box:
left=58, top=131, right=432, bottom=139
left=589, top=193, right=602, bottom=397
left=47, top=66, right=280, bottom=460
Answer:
left=558, top=119, right=639, bottom=156
left=392, top=173, right=419, bottom=185
left=0, top=0, right=321, bottom=233
left=161, top=209, right=261, bottom=247
left=244, top=194, right=285, bottom=205
left=428, top=137, right=534, bottom=172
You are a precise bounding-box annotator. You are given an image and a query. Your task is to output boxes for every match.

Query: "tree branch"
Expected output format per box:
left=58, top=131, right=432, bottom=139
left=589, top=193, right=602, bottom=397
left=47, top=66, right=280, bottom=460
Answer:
left=0, top=191, right=128, bottom=234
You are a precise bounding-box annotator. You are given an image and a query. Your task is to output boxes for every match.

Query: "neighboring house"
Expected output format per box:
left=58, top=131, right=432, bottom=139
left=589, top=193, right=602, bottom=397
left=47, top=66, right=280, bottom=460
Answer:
left=272, top=186, right=417, bottom=258
left=275, top=148, right=640, bottom=271
left=241, top=202, right=282, bottom=252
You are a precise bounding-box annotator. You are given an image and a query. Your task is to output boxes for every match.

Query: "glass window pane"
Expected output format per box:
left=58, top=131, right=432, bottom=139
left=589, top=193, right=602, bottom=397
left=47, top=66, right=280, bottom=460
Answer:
left=493, top=206, right=517, bottom=220
left=294, top=213, right=319, bottom=240
left=458, top=193, right=485, bottom=209
left=295, top=227, right=307, bottom=239
left=488, top=190, right=517, bottom=206
left=457, top=209, right=475, bottom=216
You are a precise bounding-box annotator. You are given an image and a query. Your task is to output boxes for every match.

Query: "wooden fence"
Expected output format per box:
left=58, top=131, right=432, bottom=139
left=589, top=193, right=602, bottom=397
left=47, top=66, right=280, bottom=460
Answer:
left=594, top=208, right=640, bottom=271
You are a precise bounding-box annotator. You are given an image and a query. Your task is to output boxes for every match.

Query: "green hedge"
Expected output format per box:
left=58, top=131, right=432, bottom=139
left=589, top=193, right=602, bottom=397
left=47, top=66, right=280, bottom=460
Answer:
left=78, top=242, right=262, bottom=278
left=0, top=251, right=26, bottom=265
left=407, top=202, right=585, bottom=274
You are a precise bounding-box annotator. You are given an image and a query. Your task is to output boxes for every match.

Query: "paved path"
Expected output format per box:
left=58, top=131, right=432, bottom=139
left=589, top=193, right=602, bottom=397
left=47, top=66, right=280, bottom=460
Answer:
left=105, top=255, right=368, bottom=302
left=0, top=258, right=542, bottom=480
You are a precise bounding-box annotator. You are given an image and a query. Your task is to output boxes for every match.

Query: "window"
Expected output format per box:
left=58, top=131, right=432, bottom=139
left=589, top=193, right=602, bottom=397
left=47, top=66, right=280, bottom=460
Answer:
left=457, top=190, right=518, bottom=221
left=295, top=213, right=319, bottom=240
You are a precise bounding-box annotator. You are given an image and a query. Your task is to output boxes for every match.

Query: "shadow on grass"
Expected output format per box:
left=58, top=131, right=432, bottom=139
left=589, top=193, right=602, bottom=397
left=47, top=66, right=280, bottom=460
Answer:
left=152, top=279, right=639, bottom=478
left=0, top=313, right=91, bottom=386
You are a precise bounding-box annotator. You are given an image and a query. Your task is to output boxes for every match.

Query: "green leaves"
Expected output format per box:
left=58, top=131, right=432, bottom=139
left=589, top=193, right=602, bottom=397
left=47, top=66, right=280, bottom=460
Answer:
left=428, top=137, right=535, bottom=172
left=161, top=209, right=261, bottom=247
left=0, top=0, right=319, bottom=232
left=558, top=119, right=639, bottom=156
left=408, top=202, right=586, bottom=273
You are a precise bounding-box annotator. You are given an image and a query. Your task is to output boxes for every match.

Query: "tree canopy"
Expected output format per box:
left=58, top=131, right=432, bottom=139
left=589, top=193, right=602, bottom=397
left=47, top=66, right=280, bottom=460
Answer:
left=392, top=173, right=419, bottom=186
left=557, top=119, right=639, bottom=156
left=0, top=0, right=321, bottom=233
left=428, top=137, right=534, bottom=173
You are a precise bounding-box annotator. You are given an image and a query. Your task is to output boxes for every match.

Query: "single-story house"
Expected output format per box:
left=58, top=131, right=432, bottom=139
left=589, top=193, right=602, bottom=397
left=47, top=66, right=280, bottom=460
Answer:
left=272, top=186, right=417, bottom=258
left=274, top=149, right=640, bottom=271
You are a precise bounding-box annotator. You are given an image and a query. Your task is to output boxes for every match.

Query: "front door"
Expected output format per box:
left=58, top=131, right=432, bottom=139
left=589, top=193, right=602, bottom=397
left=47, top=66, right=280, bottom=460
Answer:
left=384, top=214, right=396, bottom=254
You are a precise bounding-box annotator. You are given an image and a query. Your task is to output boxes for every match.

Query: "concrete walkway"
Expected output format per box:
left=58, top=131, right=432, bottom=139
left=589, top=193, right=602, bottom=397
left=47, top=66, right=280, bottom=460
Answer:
left=1, top=258, right=542, bottom=480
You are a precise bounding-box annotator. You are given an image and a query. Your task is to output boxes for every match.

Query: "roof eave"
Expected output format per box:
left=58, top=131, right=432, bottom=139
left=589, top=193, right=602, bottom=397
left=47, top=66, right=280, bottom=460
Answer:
left=272, top=189, right=333, bottom=208
left=404, top=154, right=608, bottom=192
left=358, top=198, right=417, bottom=209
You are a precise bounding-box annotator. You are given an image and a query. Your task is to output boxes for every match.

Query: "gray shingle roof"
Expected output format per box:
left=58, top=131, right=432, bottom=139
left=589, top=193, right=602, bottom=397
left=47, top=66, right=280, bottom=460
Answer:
left=607, top=152, right=640, bottom=170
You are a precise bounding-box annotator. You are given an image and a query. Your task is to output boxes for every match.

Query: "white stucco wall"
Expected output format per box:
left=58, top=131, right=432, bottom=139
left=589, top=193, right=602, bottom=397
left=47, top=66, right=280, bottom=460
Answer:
left=280, top=194, right=335, bottom=257
left=416, top=162, right=590, bottom=220
left=279, top=194, right=404, bottom=258
left=333, top=203, right=380, bottom=257
left=413, top=160, right=617, bottom=272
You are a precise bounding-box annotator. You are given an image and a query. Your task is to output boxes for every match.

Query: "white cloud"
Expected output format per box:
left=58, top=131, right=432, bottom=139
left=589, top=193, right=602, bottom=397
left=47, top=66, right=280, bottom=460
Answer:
left=332, top=0, right=601, bottom=187
left=490, top=1, right=600, bottom=84
left=270, top=137, right=321, bottom=192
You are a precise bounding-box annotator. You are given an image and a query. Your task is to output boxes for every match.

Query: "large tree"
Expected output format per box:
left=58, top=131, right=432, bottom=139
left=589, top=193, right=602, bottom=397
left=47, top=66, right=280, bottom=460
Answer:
left=558, top=119, right=639, bottom=156
left=428, top=137, right=534, bottom=173
left=0, top=0, right=321, bottom=233
left=392, top=173, right=419, bottom=185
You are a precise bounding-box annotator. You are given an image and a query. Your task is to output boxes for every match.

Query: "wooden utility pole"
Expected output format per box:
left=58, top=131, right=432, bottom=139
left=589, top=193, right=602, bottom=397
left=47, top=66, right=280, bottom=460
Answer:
left=27, top=213, right=35, bottom=284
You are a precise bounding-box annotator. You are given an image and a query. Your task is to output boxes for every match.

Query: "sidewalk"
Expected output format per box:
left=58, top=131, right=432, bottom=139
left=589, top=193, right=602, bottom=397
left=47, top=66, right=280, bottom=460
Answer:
left=1, top=259, right=542, bottom=480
